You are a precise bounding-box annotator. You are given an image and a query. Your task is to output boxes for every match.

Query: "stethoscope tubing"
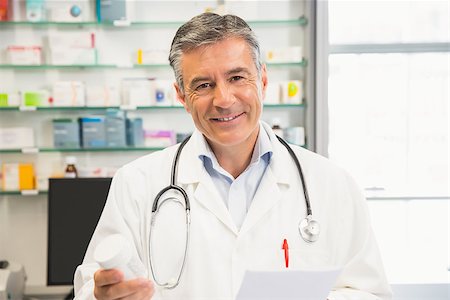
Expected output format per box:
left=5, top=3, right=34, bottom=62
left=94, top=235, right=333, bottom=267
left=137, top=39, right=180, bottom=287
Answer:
left=149, top=133, right=318, bottom=289
left=275, top=135, right=312, bottom=216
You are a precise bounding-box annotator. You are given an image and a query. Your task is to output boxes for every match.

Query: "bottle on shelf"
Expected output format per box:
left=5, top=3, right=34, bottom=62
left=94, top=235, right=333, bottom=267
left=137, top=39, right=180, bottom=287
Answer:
left=64, top=156, right=78, bottom=178
left=271, top=118, right=284, bottom=138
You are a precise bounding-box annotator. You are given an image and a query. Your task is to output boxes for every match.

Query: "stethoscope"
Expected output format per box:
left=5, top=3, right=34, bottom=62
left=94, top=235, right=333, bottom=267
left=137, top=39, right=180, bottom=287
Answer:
left=149, top=135, right=320, bottom=289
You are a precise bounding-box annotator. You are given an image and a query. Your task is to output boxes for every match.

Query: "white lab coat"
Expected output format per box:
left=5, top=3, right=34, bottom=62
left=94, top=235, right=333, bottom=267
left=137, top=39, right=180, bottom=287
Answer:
left=74, top=122, right=392, bottom=300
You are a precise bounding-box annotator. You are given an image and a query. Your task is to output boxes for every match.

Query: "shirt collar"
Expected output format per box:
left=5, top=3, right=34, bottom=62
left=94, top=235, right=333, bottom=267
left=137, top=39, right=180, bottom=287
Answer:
left=197, top=122, right=273, bottom=174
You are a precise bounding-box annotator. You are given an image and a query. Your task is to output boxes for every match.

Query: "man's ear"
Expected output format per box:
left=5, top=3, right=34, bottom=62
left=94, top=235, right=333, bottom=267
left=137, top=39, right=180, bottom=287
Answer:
left=174, top=83, right=190, bottom=113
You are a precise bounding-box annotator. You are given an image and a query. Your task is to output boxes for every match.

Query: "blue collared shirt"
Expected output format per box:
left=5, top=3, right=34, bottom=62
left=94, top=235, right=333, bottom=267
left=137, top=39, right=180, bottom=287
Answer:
left=198, top=123, right=273, bottom=229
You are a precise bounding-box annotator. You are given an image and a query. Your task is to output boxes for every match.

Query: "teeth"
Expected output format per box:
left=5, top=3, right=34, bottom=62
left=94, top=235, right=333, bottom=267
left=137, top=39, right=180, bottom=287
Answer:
left=216, top=114, right=240, bottom=122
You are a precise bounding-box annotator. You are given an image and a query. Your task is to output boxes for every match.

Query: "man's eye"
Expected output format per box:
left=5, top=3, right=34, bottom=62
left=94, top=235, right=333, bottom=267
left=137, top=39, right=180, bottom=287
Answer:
left=230, top=76, right=243, bottom=82
left=197, top=83, right=212, bottom=90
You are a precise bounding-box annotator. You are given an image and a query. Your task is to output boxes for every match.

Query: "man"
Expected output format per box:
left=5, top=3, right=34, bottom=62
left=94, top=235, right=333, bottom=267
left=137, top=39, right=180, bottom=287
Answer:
left=74, top=13, right=392, bottom=300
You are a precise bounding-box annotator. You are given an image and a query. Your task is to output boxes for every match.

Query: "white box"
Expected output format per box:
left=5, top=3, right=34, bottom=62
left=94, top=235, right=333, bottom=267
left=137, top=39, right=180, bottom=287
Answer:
left=122, top=79, right=152, bottom=107
left=6, top=46, right=42, bottom=65
left=284, top=126, right=305, bottom=146
left=47, top=32, right=95, bottom=49
left=86, top=85, right=120, bottom=107
left=136, top=49, right=169, bottom=65
left=280, top=80, right=303, bottom=104
left=0, top=127, right=35, bottom=149
left=52, top=81, right=86, bottom=107
left=49, top=48, right=97, bottom=65
left=264, top=82, right=281, bottom=104
left=2, top=163, right=19, bottom=191
left=151, top=80, right=177, bottom=106
left=264, top=46, right=302, bottom=63
left=144, top=130, right=176, bottom=147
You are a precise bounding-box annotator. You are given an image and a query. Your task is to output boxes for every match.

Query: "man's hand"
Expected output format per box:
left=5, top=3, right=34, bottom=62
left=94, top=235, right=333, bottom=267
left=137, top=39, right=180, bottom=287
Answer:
left=93, top=269, right=155, bottom=300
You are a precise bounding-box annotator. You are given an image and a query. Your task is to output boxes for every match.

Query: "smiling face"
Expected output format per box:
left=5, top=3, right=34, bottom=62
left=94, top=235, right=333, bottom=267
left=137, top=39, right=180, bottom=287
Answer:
left=175, top=37, right=268, bottom=153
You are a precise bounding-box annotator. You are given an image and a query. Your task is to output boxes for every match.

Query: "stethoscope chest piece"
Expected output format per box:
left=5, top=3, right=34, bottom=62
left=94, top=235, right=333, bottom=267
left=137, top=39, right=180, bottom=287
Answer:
left=299, top=215, right=320, bottom=243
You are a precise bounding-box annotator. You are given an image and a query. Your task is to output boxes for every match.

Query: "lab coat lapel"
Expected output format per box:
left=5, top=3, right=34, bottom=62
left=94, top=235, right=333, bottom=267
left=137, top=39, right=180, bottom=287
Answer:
left=239, top=167, right=281, bottom=236
left=194, top=171, right=238, bottom=235
left=239, top=122, right=291, bottom=236
left=177, top=130, right=238, bottom=235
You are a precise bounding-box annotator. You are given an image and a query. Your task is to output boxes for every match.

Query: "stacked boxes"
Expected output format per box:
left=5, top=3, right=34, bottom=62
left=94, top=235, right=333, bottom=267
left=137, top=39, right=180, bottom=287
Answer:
left=52, top=111, right=146, bottom=149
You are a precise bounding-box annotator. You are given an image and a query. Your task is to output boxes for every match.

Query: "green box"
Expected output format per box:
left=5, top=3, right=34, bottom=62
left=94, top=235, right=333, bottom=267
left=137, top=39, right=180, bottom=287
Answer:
left=23, top=91, right=46, bottom=106
left=0, top=93, right=8, bottom=107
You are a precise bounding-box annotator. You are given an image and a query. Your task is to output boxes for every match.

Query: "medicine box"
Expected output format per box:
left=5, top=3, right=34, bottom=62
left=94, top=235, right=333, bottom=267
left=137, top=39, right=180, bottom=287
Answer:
left=52, top=119, right=80, bottom=149
left=2, top=163, right=35, bottom=191
left=122, top=78, right=152, bottom=107
left=49, top=48, right=97, bottom=66
left=0, top=0, right=8, bottom=21
left=264, top=46, right=302, bottom=63
left=98, top=0, right=126, bottom=22
left=126, top=118, right=144, bottom=147
left=264, top=82, right=281, bottom=104
left=280, top=80, right=303, bottom=104
left=6, top=46, right=42, bottom=65
left=47, top=32, right=95, bottom=49
left=152, top=80, right=177, bottom=106
left=86, top=85, right=120, bottom=107
left=79, top=116, right=107, bottom=148
left=47, top=2, right=85, bottom=22
left=0, top=127, right=35, bottom=149
left=52, top=81, right=86, bottom=107
left=105, top=110, right=126, bottom=147
left=26, top=0, right=45, bottom=22
left=22, top=90, right=50, bottom=107
left=0, top=92, right=20, bottom=107
left=144, top=130, right=176, bottom=147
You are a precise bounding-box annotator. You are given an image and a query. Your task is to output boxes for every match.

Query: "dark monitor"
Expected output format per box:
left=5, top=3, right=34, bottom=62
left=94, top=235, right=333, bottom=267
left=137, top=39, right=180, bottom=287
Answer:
left=47, top=178, right=112, bottom=285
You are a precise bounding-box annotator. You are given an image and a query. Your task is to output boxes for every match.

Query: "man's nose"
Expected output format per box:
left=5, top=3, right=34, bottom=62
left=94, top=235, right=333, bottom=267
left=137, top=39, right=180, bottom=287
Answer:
left=212, top=82, right=235, bottom=109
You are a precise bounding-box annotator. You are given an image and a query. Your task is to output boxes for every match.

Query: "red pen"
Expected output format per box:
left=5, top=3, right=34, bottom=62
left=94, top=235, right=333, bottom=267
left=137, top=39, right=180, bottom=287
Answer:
left=282, top=239, right=289, bottom=268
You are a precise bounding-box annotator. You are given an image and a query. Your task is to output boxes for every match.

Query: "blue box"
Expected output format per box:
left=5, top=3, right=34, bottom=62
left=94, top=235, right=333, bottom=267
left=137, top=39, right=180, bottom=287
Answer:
left=105, top=109, right=126, bottom=147
left=52, top=119, right=80, bottom=149
left=79, top=116, right=106, bottom=148
left=98, top=0, right=126, bottom=22
left=126, top=118, right=144, bottom=147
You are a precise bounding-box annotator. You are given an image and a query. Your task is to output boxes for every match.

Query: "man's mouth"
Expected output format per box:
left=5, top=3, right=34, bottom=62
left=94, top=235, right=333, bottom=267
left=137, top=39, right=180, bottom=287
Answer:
left=211, top=112, right=245, bottom=122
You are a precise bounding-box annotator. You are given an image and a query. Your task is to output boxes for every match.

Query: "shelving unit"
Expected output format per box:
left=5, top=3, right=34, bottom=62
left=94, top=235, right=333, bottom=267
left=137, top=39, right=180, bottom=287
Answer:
left=0, top=60, right=307, bottom=69
left=0, top=0, right=316, bottom=286
left=0, top=103, right=304, bottom=111
left=0, top=16, right=308, bottom=27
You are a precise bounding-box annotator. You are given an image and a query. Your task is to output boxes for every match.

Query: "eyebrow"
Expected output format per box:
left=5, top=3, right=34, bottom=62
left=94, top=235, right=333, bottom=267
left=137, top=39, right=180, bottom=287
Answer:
left=188, top=67, right=252, bottom=90
left=189, top=76, right=211, bottom=91
left=225, top=67, right=251, bottom=77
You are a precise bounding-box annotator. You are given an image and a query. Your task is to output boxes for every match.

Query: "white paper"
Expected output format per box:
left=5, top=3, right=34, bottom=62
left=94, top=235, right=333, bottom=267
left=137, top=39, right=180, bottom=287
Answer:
left=236, top=267, right=342, bottom=300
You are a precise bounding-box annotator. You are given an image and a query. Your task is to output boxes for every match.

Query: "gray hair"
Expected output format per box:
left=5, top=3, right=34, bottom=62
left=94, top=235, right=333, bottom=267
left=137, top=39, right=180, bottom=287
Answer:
left=169, top=12, right=262, bottom=94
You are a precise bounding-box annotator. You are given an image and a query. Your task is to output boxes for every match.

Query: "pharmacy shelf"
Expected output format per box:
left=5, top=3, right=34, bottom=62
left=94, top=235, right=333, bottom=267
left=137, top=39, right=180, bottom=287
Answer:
left=0, top=190, right=47, bottom=196
left=0, top=17, right=307, bottom=28
left=0, top=103, right=305, bottom=112
left=0, top=140, right=307, bottom=153
left=0, top=60, right=307, bottom=70
left=0, top=147, right=165, bottom=154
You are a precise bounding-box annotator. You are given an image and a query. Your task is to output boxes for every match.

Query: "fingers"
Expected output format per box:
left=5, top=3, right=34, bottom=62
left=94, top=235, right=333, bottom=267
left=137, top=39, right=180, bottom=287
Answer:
left=94, top=269, right=154, bottom=300
left=95, top=269, right=123, bottom=287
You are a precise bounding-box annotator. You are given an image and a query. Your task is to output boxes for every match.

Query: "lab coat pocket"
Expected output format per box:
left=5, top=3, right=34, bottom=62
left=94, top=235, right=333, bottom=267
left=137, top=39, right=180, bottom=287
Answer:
left=247, top=248, right=331, bottom=272
left=288, top=248, right=331, bottom=269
